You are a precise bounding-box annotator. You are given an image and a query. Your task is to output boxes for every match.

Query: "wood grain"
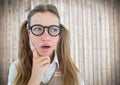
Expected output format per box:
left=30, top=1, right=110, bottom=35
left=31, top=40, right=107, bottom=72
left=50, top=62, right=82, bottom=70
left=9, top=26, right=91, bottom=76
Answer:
left=0, top=0, right=120, bottom=85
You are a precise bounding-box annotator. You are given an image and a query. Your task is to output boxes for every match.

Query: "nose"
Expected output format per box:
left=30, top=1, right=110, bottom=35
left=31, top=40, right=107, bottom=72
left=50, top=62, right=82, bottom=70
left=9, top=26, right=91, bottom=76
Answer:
left=41, top=28, right=50, bottom=41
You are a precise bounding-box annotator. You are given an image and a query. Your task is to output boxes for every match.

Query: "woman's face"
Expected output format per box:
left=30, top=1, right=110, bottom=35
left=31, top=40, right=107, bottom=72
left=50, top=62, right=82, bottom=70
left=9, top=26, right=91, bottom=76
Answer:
left=28, top=12, right=59, bottom=57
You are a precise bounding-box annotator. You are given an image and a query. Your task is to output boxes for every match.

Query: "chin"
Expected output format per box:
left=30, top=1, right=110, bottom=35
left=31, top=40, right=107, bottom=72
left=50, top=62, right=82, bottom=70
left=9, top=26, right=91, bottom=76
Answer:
left=38, top=52, right=50, bottom=56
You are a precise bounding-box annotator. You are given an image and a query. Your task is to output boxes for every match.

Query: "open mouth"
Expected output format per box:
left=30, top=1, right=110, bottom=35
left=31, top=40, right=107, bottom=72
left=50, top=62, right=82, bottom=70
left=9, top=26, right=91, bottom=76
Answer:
left=41, top=46, right=51, bottom=49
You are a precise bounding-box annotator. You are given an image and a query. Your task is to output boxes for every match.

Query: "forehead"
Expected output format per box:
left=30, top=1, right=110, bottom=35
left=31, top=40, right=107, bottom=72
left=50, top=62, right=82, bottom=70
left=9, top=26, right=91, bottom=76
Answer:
left=30, top=12, right=59, bottom=26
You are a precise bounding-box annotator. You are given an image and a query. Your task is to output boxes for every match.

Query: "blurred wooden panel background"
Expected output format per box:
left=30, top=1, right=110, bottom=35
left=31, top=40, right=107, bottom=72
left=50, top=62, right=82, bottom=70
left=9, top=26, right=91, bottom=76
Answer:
left=0, top=0, right=120, bottom=85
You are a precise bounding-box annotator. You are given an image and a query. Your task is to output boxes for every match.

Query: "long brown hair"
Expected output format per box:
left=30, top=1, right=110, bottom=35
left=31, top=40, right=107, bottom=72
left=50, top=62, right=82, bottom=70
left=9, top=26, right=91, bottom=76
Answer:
left=14, top=4, right=79, bottom=85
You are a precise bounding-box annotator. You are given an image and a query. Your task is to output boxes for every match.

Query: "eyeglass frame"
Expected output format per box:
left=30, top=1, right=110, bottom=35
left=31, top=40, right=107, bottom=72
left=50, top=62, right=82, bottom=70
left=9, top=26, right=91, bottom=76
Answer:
left=28, top=24, right=63, bottom=37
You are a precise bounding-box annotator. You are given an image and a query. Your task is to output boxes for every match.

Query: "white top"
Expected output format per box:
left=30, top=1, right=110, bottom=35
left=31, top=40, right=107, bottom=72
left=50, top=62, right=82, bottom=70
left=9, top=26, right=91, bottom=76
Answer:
left=8, top=52, right=85, bottom=85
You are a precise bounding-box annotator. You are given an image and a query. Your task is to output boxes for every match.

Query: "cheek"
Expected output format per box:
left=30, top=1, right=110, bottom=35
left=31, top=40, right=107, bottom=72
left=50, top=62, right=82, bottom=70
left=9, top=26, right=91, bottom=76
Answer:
left=29, top=33, right=40, bottom=46
left=51, top=37, right=59, bottom=46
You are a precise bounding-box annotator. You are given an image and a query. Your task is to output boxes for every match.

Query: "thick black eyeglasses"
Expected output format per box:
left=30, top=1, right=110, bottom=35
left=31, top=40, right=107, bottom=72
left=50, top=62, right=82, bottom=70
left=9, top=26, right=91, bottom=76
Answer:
left=29, top=24, right=63, bottom=37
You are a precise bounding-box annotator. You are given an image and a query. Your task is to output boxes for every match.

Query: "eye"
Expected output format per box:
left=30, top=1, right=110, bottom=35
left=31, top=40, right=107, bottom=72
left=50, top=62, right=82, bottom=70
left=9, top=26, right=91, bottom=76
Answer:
left=31, top=25, right=44, bottom=35
left=32, top=26, right=43, bottom=31
left=50, top=26, right=59, bottom=32
left=48, top=26, right=60, bottom=36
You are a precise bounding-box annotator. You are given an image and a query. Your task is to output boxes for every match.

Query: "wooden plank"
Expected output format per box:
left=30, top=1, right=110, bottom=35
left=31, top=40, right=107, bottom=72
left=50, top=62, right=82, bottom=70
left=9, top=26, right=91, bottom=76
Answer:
left=109, top=0, right=116, bottom=85
left=48, top=0, right=52, bottom=4
left=31, top=0, right=39, bottom=9
left=83, top=0, right=89, bottom=84
left=57, top=0, right=63, bottom=26
left=69, top=0, right=75, bottom=61
left=54, top=0, right=61, bottom=19
left=24, top=0, right=31, bottom=19
left=63, top=0, right=70, bottom=29
left=0, top=2, right=3, bottom=81
left=0, top=0, right=7, bottom=84
left=3, top=0, right=7, bottom=84
left=92, top=0, right=99, bottom=85
left=87, top=0, right=93, bottom=85
left=71, top=0, right=79, bottom=67
left=101, top=0, right=107, bottom=85
left=11, top=0, right=19, bottom=61
left=78, top=0, right=85, bottom=79
left=49, top=0, right=59, bottom=5
left=0, top=0, right=3, bottom=84
left=113, top=0, right=120, bottom=85
left=59, top=0, right=64, bottom=24
left=43, top=0, right=51, bottom=4
left=6, top=0, right=13, bottom=65
left=6, top=0, right=12, bottom=83
left=105, top=0, right=112, bottom=85
left=6, top=0, right=16, bottom=68
left=96, top=0, right=103, bottom=85
left=18, top=0, right=25, bottom=33
left=106, top=0, right=112, bottom=85
left=118, top=0, right=120, bottom=85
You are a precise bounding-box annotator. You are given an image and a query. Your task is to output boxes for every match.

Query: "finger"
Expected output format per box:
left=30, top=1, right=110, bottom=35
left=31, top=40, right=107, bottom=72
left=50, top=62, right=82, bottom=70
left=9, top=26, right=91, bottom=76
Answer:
left=35, top=57, right=50, bottom=64
left=40, top=63, right=50, bottom=70
left=37, top=58, right=50, bottom=66
left=38, top=63, right=50, bottom=72
left=37, top=59, right=50, bottom=70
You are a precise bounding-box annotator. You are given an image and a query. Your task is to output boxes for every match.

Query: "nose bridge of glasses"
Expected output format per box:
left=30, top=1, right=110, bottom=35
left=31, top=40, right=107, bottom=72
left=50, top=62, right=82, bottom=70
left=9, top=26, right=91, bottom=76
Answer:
left=43, top=26, right=49, bottom=29
left=43, top=26, right=50, bottom=32
left=42, top=26, right=49, bottom=35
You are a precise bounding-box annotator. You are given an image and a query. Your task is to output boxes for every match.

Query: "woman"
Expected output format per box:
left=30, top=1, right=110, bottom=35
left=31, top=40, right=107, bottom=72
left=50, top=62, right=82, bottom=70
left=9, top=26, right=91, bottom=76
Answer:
left=8, top=4, right=85, bottom=85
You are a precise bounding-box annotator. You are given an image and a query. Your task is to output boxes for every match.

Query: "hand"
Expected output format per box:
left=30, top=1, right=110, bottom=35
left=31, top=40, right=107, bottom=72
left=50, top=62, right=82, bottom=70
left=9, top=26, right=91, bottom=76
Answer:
left=27, top=41, right=50, bottom=85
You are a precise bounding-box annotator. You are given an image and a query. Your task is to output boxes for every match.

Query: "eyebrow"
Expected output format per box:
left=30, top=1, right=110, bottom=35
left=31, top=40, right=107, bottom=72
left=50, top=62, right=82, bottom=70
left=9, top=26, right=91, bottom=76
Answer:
left=30, top=24, right=60, bottom=27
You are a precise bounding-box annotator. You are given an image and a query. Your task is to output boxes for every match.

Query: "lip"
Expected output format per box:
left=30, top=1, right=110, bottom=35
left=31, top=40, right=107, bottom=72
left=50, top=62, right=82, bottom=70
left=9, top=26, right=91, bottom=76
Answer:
left=41, top=46, right=51, bottom=48
left=40, top=44, right=51, bottom=52
left=41, top=44, right=51, bottom=47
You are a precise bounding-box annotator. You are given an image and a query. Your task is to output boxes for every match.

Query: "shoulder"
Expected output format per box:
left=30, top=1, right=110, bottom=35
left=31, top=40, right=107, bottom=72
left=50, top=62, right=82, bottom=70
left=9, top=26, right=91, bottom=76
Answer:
left=8, top=60, right=19, bottom=85
left=9, top=60, right=19, bottom=72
